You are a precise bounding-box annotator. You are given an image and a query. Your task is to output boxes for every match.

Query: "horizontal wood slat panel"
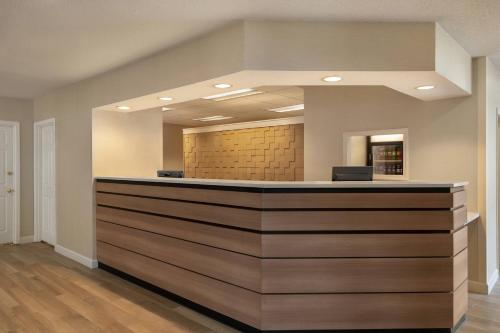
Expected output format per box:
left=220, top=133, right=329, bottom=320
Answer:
left=97, top=221, right=261, bottom=291
left=453, top=250, right=468, bottom=290
left=96, top=206, right=462, bottom=258
left=261, top=191, right=464, bottom=209
left=261, top=293, right=453, bottom=330
left=97, top=221, right=462, bottom=294
left=96, top=181, right=263, bottom=208
left=97, top=241, right=457, bottom=331
left=453, top=281, right=468, bottom=326
left=95, top=180, right=468, bottom=331
left=453, top=206, right=468, bottom=230
left=96, top=241, right=261, bottom=328
left=453, top=190, right=467, bottom=209
left=262, top=257, right=453, bottom=293
left=96, top=206, right=262, bottom=257
left=262, top=233, right=456, bottom=258
left=96, top=192, right=262, bottom=230
left=453, top=227, right=468, bottom=256
left=261, top=208, right=464, bottom=231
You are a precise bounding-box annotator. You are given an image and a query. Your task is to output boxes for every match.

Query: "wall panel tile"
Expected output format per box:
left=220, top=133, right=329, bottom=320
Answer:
left=184, top=124, right=304, bottom=181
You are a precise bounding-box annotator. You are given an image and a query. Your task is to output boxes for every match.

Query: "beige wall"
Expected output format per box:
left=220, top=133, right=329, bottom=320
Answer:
left=347, top=136, right=367, bottom=166
left=485, top=58, right=500, bottom=283
left=31, top=21, right=489, bottom=284
left=93, top=110, right=163, bottom=178
left=304, top=86, right=477, bottom=202
left=244, top=22, right=436, bottom=71
left=33, top=23, right=245, bottom=259
left=163, top=123, right=184, bottom=171
left=304, top=84, right=483, bottom=282
left=468, top=57, right=500, bottom=292
left=0, top=97, right=34, bottom=237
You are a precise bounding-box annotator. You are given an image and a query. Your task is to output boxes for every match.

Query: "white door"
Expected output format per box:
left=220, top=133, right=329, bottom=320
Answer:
left=0, top=124, right=16, bottom=244
left=35, top=119, right=56, bottom=245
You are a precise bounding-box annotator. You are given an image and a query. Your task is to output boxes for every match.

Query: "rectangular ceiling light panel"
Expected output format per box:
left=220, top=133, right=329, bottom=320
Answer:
left=268, top=104, right=304, bottom=112
left=193, top=115, right=233, bottom=121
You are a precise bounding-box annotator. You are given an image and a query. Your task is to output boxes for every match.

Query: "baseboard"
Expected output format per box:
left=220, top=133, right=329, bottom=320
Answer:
left=469, top=279, right=488, bottom=294
left=54, top=244, right=98, bottom=269
left=19, top=235, right=34, bottom=244
left=469, top=269, right=499, bottom=294
left=488, top=269, right=499, bottom=294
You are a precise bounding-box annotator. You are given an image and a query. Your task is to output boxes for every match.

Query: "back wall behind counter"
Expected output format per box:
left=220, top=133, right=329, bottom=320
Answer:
left=303, top=85, right=477, bottom=209
left=303, top=84, right=481, bottom=283
left=183, top=121, right=304, bottom=181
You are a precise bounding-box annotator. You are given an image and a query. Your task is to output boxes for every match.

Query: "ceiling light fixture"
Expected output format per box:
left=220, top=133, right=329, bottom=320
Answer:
left=158, top=96, right=173, bottom=101
left=161, top=107, right=172, bottom=112
left=322, top=75, right=342, bottom=82
left=268, top=104, right=305, bottom=113
left=371, top=134, right=404, bottom=143
left=416, top=85, right=435, bottom=90
left=214, top=83, right=232, bottom=89
left=203, top=88, right=256, bottom=100
left=193, top=115, right=233, bottom=122
left=214, top=90, right=262, bottom=101
left=116, top=106, right=131, bottom=111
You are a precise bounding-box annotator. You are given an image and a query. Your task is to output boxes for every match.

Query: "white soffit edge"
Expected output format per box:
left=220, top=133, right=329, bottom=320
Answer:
left=435, top=23, right=472, bottom=94
left=183, top=116, right=304, bottom=134
left=93, top=22, right=472, bottom=113
left=95, top=69, right=470, bottom=113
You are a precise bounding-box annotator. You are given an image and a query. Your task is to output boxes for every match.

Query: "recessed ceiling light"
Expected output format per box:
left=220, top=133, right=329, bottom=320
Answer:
left=161, top=107, right=172, bottom=112
left=416, top=85, right=435, bottom=90
left=322, top=75, right=342, bottom=82
left=203, top=88, right=254, bottom=100
left=268, top=104, right=305, bottom=113
left=158, top=96, right=173, bottom=101
left=193, top=115, right=233, bottom=122
left=116, top=106, right=130, bottom=111
left=214, top=83, right=232, bottom=89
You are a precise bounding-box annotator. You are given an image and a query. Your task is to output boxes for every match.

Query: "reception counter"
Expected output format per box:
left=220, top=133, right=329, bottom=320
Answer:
left=95, top=177, right=469, bottom=332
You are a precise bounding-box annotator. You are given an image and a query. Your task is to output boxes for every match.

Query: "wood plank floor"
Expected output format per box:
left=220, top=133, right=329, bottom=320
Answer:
left=0, top=242, right=498, bottom=333
left=0, top=243, right=240, bottom=333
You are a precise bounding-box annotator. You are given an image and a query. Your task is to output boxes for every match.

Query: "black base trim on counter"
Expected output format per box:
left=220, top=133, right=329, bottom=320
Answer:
left=95, top=178, right=457, bottom=194
left=97, top=262, right=465, bottom=333
left=98, top=262, right=262, bottom=333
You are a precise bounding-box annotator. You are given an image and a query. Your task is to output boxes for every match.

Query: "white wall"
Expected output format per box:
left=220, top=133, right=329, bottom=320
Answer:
left=93, top=110, right=163, bottom=177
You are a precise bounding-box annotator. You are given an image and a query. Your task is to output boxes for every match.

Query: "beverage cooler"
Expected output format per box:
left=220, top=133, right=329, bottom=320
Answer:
left=367, top=137, right=405, bottom=180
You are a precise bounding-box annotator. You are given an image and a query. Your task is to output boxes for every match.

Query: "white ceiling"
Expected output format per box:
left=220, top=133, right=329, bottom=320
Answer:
left=2, top=0, right=500, bottom=99
left=159, top=86, right=304, bottom=127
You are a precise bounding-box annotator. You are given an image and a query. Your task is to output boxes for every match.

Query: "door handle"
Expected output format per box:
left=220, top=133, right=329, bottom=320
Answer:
left=6, top=188, right=14, bottom=193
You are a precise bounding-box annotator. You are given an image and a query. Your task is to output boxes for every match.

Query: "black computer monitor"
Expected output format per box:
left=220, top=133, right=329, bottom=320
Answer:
left=332, top=166, right=373, bottom=181
left=157, top=170, right=184, bottom=178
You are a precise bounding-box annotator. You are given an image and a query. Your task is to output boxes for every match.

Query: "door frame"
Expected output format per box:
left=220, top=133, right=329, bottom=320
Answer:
left=33, top=118, right=56, bottom=243
left=0, top=120, right=20, bottom=244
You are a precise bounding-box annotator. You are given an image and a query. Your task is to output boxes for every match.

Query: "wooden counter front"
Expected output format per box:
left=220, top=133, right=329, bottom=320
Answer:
left=95, top=178, right=468, bottom=332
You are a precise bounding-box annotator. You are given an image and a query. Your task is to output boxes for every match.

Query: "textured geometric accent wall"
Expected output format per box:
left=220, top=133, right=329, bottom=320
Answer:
left=184, top=124, right=304, bottom=181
